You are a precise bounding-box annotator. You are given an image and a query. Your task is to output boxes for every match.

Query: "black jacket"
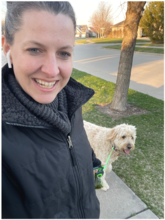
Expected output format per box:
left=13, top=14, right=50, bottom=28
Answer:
left=2, top=64, right=100, bottom=219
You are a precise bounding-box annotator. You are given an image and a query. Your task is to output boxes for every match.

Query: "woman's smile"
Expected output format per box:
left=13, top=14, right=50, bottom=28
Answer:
left=33, top=78, right=60, bottom=91
left=34, top=78, right=58, bottom=89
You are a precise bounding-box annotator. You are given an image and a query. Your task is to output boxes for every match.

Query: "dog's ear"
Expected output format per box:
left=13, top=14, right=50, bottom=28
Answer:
left=106, top=128, right=117, bottom=142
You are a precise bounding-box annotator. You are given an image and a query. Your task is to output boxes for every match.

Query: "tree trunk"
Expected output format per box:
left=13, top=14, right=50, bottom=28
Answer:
left=110, top=2, right=146, bottom=111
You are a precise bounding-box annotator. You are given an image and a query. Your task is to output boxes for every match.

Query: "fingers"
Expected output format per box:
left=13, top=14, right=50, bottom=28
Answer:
left=101, top=162, right=106, bottom=166
left=93, top=169, right=98, bottom=174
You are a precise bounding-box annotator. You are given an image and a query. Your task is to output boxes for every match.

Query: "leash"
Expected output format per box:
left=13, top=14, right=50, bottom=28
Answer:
left=93, top=144, right=115, bottom=178
left=104, top=145, right=115, bottom=171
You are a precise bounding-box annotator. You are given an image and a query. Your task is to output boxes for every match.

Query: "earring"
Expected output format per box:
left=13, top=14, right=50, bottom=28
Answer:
left=7, top=50, right=12, bottom=68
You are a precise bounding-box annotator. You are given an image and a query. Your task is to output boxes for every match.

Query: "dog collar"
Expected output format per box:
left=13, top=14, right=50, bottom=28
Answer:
left=113, top=144, right=118, bottom=152
left=112, top=144, right=120, bottom=156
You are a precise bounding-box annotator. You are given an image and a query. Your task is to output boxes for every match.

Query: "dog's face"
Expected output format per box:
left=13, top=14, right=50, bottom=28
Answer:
left=107, top=124, right=136, bottom=154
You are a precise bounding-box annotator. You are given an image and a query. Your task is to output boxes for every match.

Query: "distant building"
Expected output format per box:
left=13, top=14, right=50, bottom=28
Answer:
left=109, top=21, right=142, bottom=38
left=88, top=27, right=97, bottom=37
left=76, top=25, right=89, bottom=38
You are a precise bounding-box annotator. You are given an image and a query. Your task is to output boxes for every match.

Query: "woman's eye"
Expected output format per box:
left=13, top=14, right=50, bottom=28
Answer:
left=59, top=52, right=70, bottom=58
left=28, top=48, right=40, bottom=54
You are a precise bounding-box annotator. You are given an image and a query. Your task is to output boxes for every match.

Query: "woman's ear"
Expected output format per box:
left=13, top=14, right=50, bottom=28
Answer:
left=2, top=35, right=10, bottom=56
left=2, top=36, right=12, bottom=68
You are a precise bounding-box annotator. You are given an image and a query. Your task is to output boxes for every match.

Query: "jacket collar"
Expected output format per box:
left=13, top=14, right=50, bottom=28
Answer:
left=2, top=64, right=94, bottom=127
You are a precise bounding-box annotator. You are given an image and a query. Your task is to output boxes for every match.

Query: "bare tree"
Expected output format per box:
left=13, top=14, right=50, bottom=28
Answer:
left=89, top=1, right=113, bottom=38
left=110, top=1, right=146, bottom=111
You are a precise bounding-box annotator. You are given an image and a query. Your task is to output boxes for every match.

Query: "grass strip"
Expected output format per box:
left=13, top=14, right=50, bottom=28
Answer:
left=90, top=38, right=151, bottom=44
left=103, top=45, right=164, bottom=54
left=72, top=68, right=164, bottom=218
left=136, top=43, right=164, bottom=47
left=90, top=38, right=123, bottom=44
left=75, top=38, right=151, bottom=44
left=75, top=39, right=89, bottom=44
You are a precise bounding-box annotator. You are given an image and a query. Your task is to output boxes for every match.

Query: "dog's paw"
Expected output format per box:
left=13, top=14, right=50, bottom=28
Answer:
left=101, top=184, right=109, bottom=191
left=101, top=181, right=109, bottom=191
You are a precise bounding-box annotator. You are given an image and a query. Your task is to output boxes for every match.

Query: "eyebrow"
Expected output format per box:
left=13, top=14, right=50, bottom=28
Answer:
left=23, top=41, right=45, bottom=47
left=60, top=46, right=74, bottom=51
left=23, top=41, right=74, bottom=50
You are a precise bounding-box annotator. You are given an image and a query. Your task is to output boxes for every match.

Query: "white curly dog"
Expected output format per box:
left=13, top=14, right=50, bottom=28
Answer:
left=84, top=121, right=137, bottom=191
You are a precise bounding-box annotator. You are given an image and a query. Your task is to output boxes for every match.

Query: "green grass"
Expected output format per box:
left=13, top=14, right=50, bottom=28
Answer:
left=103, top=45, right=164, bottom=54
left=75, top=38, right=151, bottom=44
left=75, top=39, right=89, bottom=44
left=90, top=38, right=123, bottom=44
left=136, top=43, right=164, bottom=47
left=71, top=68, right=164, bottom=219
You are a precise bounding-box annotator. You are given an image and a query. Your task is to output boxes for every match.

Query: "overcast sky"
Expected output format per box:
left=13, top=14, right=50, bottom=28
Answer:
left=1, top=1, right=127, bottom=25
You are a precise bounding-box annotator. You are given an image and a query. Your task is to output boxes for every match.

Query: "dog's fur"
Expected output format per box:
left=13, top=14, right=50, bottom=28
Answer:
left=84, top=121, right=136, bottom=191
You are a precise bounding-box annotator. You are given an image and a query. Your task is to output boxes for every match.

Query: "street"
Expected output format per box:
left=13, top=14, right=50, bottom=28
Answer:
left=73, top=44, right=164, bottom=100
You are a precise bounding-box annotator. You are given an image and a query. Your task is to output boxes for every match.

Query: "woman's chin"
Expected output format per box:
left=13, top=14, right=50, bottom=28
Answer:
left=32, top=95, right=57, bottom=104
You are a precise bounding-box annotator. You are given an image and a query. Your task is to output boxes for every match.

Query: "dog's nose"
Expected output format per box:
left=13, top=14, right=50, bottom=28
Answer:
left=127, top=144, right=132, bottom=150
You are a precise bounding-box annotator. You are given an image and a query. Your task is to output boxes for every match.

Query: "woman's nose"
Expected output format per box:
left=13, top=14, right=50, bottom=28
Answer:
left=41, top=54, right=59, bottom=77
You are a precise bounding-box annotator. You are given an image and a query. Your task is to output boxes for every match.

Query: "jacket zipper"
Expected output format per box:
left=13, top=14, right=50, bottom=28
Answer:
left=67, top=136, right=77, bottom=167
left=67, top=135, right=85, bottom=219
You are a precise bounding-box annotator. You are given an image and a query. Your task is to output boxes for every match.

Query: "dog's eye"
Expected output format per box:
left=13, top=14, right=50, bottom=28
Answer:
left=132, top=136, right=134, bottom=140
left=122, top=136, right=126, bottom=139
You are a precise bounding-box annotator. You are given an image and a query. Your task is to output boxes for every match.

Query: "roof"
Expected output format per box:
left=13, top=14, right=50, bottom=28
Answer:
left=76, top=25, right=88, bottom=33
left=112, top=21, right=125, bottom=27
left=76, top=26, right=82, bottom=33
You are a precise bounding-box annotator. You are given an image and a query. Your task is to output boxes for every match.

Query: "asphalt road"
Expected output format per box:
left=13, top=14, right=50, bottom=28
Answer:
left=73, top=44, right=164, bottom=100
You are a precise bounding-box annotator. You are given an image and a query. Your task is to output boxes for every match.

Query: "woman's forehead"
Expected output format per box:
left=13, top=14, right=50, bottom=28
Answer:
left=21, top=10, right=74, bottom=29
left=14, top=10, right=75, bottom=47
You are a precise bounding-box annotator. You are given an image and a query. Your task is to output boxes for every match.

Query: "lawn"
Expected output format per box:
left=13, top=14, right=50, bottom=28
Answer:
left=75, top=39, right=89, bottom=44
left=90, top=38, right=123, bottom=43
left=137, top=43, right=164, bottom=47
left=75, top=38, right=151, bottom=44
left=103, top=45, right=164, bottom=54
left=71, top=68, right=164, bottom=219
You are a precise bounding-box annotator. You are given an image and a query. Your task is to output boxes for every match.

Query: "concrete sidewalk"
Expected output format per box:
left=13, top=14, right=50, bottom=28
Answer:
left=96, top=171, right=159, bottom=219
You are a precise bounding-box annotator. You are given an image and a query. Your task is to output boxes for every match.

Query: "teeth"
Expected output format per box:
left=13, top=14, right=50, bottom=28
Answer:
left=35, top=79, right=56, bottom=88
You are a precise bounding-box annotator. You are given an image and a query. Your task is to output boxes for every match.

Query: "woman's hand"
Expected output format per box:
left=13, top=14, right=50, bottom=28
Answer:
left=93, top=162, right=106, bottom=174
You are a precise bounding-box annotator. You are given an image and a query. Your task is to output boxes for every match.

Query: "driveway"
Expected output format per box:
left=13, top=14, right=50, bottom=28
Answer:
left=73, top=44, right=164, bottom=100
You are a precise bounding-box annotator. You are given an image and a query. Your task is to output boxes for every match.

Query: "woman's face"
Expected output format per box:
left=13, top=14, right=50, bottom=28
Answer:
left=7, top=10, right=75, bottom=104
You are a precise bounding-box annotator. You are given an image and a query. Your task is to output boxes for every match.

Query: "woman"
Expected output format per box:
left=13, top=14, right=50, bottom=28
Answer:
left=2, top=2, right=101, bottom=218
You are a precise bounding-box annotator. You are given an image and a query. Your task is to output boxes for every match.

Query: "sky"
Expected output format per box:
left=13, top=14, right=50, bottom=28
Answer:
left=69, top=0, right=127, bottom=26
left=1, top=1, right=127, bottom=26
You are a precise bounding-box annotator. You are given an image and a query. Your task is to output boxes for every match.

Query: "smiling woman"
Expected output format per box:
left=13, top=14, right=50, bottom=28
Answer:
left=2, top=2, right=101, bottom=219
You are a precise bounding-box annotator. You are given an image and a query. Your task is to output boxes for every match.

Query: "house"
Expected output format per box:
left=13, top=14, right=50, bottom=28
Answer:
left=75, top=25, right=89, bottom=38
left=88, top=27, right=97, bottom=37
left=109, top=21, right=142, bottom=38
